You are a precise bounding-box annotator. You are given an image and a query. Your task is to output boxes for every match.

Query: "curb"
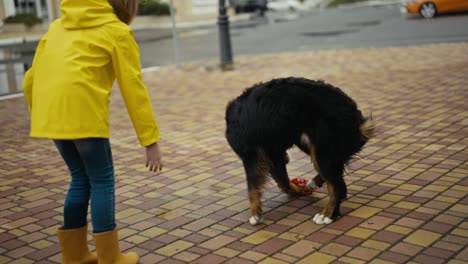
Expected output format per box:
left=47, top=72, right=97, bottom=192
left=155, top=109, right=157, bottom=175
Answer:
left=0, top=13, right=252, bottom=45
left=132, top=13, right=252, bottom=31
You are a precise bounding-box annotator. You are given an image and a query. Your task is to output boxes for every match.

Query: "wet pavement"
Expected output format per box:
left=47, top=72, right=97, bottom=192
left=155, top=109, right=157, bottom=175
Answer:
left=0, top=43, right=467, bottom=263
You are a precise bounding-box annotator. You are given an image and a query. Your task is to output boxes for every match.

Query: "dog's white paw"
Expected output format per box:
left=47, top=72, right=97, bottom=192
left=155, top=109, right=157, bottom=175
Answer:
left=306, top=180, right=317, bottom=189
left=249, top=215, right=264, bottom=225
left=313, top=213, right=333, bottom=225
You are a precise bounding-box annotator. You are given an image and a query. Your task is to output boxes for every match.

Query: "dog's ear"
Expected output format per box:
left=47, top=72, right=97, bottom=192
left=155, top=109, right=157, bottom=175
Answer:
left=225, top=102, right=232, bottom=122
left=225, top=100, right=237, bottom=122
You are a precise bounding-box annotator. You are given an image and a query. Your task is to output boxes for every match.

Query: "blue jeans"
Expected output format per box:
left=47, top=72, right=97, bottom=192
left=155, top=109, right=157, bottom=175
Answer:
left=54, top=138, right=116, bottom=233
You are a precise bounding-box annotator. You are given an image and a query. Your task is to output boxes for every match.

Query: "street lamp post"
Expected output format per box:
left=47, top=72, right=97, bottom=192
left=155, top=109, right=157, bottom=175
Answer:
left=217, top=0, right=234, bottom=70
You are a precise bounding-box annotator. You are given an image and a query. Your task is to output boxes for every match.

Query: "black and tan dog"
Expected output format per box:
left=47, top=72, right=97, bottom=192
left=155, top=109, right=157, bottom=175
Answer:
left=225, top=77, right=375, bottom=225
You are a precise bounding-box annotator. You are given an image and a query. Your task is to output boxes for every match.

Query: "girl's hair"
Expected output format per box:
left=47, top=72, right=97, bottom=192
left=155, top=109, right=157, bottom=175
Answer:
left=108, top=0, right=137, bottom=24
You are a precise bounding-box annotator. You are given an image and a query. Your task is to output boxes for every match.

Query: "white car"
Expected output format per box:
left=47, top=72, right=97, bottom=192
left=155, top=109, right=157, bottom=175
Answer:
left=267, top=0, right=306, bottom=12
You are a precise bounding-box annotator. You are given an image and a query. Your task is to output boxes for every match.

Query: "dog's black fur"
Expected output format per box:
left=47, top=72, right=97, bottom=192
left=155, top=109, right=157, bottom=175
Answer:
left=225, top=77, right=375, bottom=224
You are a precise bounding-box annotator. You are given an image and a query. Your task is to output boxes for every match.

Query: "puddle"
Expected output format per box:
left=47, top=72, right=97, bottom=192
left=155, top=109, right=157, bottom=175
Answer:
left=301, top=29, right=358, bottom=37
left=347, top=20, right=381, bottom=27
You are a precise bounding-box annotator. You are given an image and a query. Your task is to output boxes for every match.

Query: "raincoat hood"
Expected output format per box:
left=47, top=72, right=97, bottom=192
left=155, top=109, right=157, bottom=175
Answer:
left=60, top=0, right=118, bottom=29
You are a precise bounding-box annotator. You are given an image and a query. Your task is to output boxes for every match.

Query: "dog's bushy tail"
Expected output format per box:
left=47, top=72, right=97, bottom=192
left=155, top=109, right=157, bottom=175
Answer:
left=360, top=114, right=377, bottom=141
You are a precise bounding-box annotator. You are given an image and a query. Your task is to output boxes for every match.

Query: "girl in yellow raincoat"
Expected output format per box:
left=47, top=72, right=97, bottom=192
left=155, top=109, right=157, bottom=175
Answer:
left=23, top=0, right=162, bottom=263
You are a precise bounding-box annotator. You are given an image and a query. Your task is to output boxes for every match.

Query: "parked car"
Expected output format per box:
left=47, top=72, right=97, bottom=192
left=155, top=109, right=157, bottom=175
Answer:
left=401, top=0, right=468, bottom=18
left=229, top=0, right=267, bottom=14
left=267, top=0, right=304, bottom=12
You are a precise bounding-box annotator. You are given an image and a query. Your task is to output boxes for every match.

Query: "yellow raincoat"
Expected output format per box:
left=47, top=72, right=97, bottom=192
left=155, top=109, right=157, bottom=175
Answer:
left=23, top=0, right=160, bottom=146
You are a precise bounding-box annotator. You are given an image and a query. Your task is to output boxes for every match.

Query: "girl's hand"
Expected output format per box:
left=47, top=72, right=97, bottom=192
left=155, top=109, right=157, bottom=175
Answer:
left=145, top=142, right=163, bottom=172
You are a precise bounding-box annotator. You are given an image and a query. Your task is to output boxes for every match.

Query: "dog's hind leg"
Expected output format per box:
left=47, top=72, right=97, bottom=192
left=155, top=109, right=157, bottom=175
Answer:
left=313, top=157, right=346, bottom=225
left=241, top=151, right=269, bottom=225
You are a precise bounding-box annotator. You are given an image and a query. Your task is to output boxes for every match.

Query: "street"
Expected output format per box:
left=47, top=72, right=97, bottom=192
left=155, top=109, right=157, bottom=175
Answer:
left=136, top=4, right=468, bottom=68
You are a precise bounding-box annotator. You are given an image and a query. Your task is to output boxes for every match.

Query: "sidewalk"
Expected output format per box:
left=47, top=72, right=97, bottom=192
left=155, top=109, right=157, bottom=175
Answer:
left=0, top=42, right=467, bottom=263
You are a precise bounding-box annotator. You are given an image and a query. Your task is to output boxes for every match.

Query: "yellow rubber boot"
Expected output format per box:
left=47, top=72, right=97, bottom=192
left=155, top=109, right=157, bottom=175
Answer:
left=57, top=225, right=97, bottom=264
left=92, top=228, right=139, bottom=264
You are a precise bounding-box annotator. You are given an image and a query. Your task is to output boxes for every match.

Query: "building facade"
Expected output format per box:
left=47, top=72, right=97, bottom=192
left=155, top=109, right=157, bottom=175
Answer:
left=0, top=0, right=62, bottom=22
left=0, top=0, right=218, bottom=23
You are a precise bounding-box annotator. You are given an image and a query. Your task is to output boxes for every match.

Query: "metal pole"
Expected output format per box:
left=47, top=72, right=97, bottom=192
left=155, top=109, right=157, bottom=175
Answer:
left=217, top=0, right=234, bottom=70
left=168, top=0, right=180, bottom=66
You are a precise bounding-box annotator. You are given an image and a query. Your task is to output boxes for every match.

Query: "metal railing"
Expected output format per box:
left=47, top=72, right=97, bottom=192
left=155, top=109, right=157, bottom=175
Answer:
left=0, top=37, right=38, bottom=96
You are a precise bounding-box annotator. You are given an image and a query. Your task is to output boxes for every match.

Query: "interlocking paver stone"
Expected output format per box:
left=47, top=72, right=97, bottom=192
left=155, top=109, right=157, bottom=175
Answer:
left=1, top=43, right=468, bottom=263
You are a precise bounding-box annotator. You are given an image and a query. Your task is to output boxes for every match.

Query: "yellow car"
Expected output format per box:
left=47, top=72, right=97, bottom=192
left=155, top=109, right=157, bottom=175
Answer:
left=401, top=0, right=468, bottom=18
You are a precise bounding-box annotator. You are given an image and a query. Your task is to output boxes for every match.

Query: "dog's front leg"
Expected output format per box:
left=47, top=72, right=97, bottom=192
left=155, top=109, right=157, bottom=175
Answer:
left=313, top=180, right=336, bottom=225
left=307, top=174, right=324, bottom=190
left=307, top=145, right=324, bottom=190
left=313, top=175, right=346, bottom=225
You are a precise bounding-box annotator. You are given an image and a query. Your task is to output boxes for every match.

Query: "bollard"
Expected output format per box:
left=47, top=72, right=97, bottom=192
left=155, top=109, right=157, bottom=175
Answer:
left=217, top=0, right=234, bottom=71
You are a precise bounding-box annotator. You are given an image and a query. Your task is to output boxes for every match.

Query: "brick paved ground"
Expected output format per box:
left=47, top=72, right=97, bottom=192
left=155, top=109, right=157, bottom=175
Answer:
left=1, top=43, right=467, bottom=263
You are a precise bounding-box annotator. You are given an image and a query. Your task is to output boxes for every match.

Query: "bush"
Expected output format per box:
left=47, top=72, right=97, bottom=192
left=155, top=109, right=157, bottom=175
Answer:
left=4, top=13, right=42, bottom=27
left=138, top=0, right=171, bottom=16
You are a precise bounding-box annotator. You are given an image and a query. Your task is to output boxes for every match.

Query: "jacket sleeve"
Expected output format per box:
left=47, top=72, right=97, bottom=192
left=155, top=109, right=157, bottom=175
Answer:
left=112, top=29, right=160, bottom=146
left=23, top=35, right=47, bottom=112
